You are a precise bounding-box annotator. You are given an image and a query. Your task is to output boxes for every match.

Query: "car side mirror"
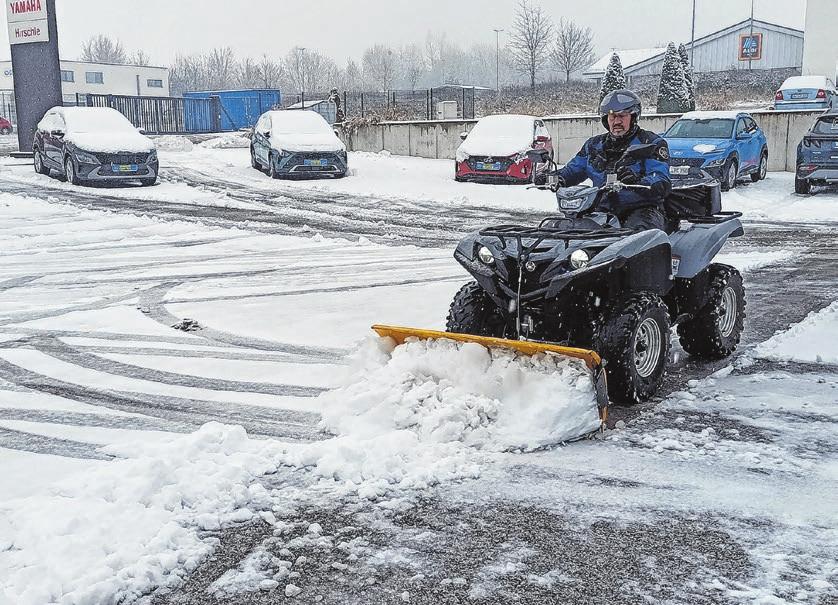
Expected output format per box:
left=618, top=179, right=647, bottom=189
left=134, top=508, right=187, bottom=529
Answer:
left=136, top=126, right=147, bottom=135
left=333, top=128, right=340, bottom=136
left=262, top=131, right=270, bottom=138
left=534, top=135, right=550, bottom=143
left=459, top=131, right=468, bottom=141
left=50, top=129, right=64, bottom=137
left=736, top=132, right=749, bottom=140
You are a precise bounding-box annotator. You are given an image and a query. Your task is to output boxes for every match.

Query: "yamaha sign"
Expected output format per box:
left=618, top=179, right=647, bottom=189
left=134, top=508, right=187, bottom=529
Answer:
left=6, top=0, right=49, bottom=44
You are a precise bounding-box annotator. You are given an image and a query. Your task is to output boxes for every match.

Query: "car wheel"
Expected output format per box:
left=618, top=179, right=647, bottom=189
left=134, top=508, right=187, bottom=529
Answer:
left=250, top=146, right=261, bottom=170
left=34, top=149, right=50, bottom=175
left=0, top=127, right=10, bottom=135
left=140, top=177, right=157, bottom=186
left=64, top=156, right=81, bottom=185
left=721, top=157, right=738, bottom=191
left=751, top=151, right=768, bottom=182
left=794, top=174, right=811, bottom=195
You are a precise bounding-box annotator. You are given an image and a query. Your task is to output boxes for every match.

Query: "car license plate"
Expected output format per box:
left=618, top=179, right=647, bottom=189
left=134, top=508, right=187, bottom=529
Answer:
left=304, top=159, right=327, bottom=166
left=477, top=162, right=502, bottom=171
left=791, top=93, right=808, bottom=99
left=111, top=163, right=138, bottom=173
left=670, top=165, right=690, bottom=176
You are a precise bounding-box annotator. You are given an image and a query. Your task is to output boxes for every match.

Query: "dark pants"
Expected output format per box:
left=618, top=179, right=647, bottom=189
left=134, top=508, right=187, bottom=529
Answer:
left=620, top=206, right=667, bottom=231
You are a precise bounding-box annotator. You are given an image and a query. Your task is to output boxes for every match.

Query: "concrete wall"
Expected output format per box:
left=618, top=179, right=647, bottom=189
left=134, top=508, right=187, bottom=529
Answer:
left=341, top=110, right=823, bottom=172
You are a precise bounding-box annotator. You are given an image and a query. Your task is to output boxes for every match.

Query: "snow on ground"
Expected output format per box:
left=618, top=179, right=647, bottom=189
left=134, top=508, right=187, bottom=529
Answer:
left=754, top=300, right=838, bottom=364
left=0, top=141, right=836, bottom=603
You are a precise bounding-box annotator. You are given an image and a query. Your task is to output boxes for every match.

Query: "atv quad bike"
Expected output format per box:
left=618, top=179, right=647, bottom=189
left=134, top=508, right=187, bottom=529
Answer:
left=375, top=144, right=745, bottom=422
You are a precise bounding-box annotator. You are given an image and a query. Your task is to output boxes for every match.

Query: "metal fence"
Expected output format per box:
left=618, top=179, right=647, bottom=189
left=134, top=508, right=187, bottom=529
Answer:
left=82, top=93, right=220, bottom=134
left=0, top=91, right=16, bottom=126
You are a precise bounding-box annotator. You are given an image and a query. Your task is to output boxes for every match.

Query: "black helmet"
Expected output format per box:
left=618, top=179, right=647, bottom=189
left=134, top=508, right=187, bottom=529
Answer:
left=599, top=89, right=642, bottom=129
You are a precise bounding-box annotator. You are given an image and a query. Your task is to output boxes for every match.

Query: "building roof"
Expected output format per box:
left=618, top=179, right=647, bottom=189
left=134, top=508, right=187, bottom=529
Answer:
left=584, top=48, right=667, bottom=77
left=585, top=18, right=804, bottom=77
left=286, top=99, right=330, bottom=109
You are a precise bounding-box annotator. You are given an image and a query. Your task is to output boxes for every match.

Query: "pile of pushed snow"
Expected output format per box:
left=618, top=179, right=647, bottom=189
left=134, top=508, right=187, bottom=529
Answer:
left=319, top=336, right=600, bottom=451
left=0, top=424, right=280, bottom=605
left=198, top=133, right=251, bottom=149
left=153, top=135, right=194, bottom=152
left=754, top=300, right=838, bottom=364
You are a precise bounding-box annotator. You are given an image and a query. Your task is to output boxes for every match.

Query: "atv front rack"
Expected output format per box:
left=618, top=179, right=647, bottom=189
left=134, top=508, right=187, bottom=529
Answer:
left=479, top=224, right=634, bottom=250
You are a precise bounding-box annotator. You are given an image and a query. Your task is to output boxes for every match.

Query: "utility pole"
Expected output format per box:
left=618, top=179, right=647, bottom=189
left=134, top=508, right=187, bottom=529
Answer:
left=749, top=0, right=755, bottom=71
left=690, top=0, right=696, bottom=67
left=493, top=28, right=504, bottom=93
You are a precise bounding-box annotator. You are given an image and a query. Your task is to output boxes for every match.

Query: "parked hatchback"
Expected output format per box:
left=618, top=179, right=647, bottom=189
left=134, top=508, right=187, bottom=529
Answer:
left=795, top=109, right=838, bottom=194
left=0, top=116, right=11, bottom=135
left=33, top=106, right=158, bottom=186
left=664, top=111, right=768, bottom=191
left=774, top=75, right=837, bottom=111
left=455, top=114, right=552, bottom=183
left=250, top=109, right=347, bottom=178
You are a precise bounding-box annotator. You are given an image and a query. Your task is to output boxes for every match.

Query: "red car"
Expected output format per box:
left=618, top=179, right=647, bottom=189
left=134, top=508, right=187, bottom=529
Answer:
left=0, top=117, right=12, bottom=135
left=455, top=114, right=553, bottom=183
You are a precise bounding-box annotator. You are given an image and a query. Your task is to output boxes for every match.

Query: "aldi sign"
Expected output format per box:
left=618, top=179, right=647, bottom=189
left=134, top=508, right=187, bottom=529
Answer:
left=739, top=33, right=763, bottom=61
left=6, top=0, right=49, bottom=44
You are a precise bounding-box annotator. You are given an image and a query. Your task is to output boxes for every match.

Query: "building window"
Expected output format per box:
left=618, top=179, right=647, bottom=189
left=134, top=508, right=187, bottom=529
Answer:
left=60, top=70, right=74, bottom=82
left=85, top=71, right=104, bottom=84
left=146, top=79, right=163, bottom=88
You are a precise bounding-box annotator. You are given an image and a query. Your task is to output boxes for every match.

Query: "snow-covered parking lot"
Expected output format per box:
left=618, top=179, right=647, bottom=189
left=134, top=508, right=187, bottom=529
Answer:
left=0, top=141, right=836, bottom=604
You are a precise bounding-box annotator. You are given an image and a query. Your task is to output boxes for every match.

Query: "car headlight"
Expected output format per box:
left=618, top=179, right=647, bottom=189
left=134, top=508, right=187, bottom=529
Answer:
left=455, top=150, right=470, bottom=162
left=147, top=149, right=158, bottom=163
left=569, top=249, right=590, bottom=269
left=75, top=150, right=101, bottom=165
left=704, top=156, right=727, bottom=167
left=477, top=246, right=495, bottom=265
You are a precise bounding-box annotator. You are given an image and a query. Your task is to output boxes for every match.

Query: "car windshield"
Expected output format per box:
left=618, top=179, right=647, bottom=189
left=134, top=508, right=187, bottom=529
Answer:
left=666, top=119, right=734, bottom=139
left=271, top=111, right=332, bottom=135
left=63, top=109, right=137, bottom=134
left=813, top=117, right=838, bottom=135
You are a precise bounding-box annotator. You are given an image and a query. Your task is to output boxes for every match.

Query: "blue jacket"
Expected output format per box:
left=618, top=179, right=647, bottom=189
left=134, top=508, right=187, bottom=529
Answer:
left=558, top=128, right=671, bottom=212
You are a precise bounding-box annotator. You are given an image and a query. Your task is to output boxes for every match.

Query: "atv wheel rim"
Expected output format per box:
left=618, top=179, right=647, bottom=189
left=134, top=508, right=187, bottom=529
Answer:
left=727, top=163, right=737, bottom=189
left=65, top=159, right=73, bottom=181
left=34, top=152, right=42, bottom=172
left=634, top=318, right=662, bottom=379
left=718, top=286, right=738, bottom=337
left=759, top=156, right=767, bottom=179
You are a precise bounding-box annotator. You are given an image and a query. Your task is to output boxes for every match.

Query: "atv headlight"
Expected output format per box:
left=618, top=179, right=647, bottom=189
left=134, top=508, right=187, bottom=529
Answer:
left=477, top=246, right=495, bottom=265
left=560, top=198, right=584, bottom=211
left=75, top=150, right=101, bottom=165
left=569, top=249, right=590, bottom=269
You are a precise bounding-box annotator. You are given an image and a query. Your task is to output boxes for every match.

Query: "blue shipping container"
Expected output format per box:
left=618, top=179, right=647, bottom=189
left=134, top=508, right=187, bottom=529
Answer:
left=183, top=89, right=281, bottom=131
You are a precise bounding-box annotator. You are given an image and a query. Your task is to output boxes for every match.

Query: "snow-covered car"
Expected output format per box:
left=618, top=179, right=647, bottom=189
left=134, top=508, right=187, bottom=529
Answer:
left=774, top=75, right=838, bottom=111
left=795, top=109, right=838, bottom=194
left=33, top=106, right=158, bottom=186
left=250, top=109, right=347, bottom=178
left=455, top=114, right=552, bottom=184
left=664, top=111, right=768, bottom=191
left=0, top=116, right=12, bottom=135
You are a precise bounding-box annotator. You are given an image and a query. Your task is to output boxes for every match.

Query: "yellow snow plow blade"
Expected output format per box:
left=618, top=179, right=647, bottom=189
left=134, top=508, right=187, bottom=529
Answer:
left=371, top=324, right=609, bottom=424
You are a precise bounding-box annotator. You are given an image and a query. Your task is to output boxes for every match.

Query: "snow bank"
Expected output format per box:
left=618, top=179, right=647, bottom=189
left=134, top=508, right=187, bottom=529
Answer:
left=153, top=135, right=194, bottom=152
left=0, top=424, right=280, bottom=605
left=754, top=300, right=838, bottom=364
left=319, top=336, right=600, bottom=451
left=198, top=133, right=251, bottom=149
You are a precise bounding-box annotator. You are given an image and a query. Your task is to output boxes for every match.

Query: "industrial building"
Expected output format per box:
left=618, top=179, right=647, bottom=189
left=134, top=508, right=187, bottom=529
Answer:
left=0, top=59, right=170, bottom=105
left=584, top=19, right=804, bottom=84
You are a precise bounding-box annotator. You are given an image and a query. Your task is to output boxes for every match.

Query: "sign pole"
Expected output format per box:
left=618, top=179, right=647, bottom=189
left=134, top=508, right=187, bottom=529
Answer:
left=6, top=0, right=63, bottom=154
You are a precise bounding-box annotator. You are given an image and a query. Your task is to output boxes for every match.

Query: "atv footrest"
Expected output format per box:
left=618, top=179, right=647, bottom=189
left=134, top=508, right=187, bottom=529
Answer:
left=684, top=211, right=743, bottom=224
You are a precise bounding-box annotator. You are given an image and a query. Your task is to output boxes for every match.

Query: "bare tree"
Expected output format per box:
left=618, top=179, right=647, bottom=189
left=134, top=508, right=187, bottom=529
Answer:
left=425, top=31, right=454, bottom=84
left=169, top=53, right=208, bottom=96
left=81, top=34, right=127, bottom=64
left=284, top=47, right=337, bottom=94
left=551, top=18, right=595, bottom=82
left=399, top=43, right=426, bottom=90
left=236, top=57, right=262, bottom=88
left=507, top=0, right=554, bottom=92
left=205, top=47, right=237, bottom=90
left=341, top=58, right=365, bottom=91
left=362, top=44, right=398, bottom=91
left=256, top=55, right=283, bottom=89
left=127, top=49, right=151, bottom=66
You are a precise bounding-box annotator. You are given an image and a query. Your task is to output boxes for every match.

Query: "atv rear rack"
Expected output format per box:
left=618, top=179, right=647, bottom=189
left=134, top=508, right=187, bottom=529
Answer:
left=684, top=211, right=743, bottom=224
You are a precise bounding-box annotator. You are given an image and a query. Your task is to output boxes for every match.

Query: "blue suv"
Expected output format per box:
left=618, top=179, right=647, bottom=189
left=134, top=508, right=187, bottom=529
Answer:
left=795, top=109, right=838, bottom=194
left=664, top=111, right=768, bottom=191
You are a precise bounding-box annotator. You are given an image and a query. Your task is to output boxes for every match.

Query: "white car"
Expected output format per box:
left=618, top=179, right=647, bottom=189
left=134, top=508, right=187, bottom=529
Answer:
left=774, top=75, right=838, bottom=111
left=249, top=110, right=347, bottom=178
left=33, top=106, right=158, bottom=186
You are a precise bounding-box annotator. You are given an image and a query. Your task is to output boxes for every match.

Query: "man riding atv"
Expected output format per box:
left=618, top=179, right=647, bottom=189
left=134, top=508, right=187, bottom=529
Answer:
left=537, top=89, right=671, bottom=231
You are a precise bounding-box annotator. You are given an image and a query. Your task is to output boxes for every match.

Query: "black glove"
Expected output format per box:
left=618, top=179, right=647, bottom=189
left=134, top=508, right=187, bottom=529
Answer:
left=533, top=172, right=547, bottom=186
left=649, top=180, right=670, bottom=199
left=617, top=165, right=639, bottom=185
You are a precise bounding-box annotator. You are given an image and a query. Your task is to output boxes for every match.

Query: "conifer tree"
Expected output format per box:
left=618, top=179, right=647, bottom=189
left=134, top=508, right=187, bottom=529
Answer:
left=598, top=53, right=627, bottom=105
left=657, top=42, right=690, bottom=113
left=678, top=43, right=696, bottom=111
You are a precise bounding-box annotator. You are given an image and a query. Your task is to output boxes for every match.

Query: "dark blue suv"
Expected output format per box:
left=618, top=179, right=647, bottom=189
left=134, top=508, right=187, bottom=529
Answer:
left=795, top=109, right=838, bottom=194
left=664, top=111, right=768, bottom=191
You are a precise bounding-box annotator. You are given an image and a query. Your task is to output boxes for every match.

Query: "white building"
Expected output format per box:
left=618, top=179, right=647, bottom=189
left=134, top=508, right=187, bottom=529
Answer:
left=0, top=59, right=170, bottom=104
left=584, top=19, right=804, bottom=84
left=802, top=0, right=838, bottom=81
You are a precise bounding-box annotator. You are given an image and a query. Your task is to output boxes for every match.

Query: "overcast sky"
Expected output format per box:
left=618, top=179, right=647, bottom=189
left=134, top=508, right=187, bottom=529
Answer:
left=1, top=0, right=806, bottom=65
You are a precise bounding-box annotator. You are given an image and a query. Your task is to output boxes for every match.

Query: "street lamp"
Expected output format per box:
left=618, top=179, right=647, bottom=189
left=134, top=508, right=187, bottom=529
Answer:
left=493, top=28, right=504, bottom=93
